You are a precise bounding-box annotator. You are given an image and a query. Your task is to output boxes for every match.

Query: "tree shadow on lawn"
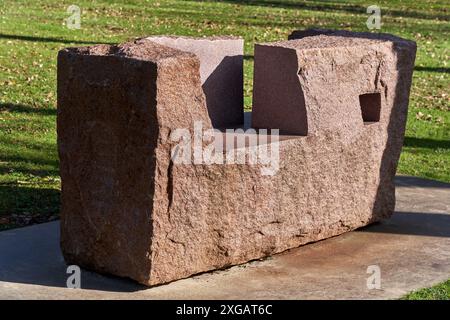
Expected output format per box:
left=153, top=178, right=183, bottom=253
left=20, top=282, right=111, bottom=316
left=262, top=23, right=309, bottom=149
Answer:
left=0, top=101, right=60, bottom=228
left=0, top=102, right=59, bottom=178
left=0, top=33, right=115, bottom=45
left=0, top=102, right=56, bottom=116
left=0, top=184, right=60, bottom=229
left=414, top=66, right=450, bottom=74
left=0, top=153, right=59, bottom=177
left=197, top=0, right=449, bottom=21
left=403, top=137, right=450, bottom=150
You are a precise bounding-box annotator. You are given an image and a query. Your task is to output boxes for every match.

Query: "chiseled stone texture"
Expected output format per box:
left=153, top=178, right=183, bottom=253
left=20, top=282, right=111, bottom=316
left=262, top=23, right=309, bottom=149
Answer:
left=57, top=39, right=212, bottom=284
left=252, top=30, right=416, bottom=136
left=58, top=32, right=416, bottom=286
left=145, top=35, right=244, bottom=128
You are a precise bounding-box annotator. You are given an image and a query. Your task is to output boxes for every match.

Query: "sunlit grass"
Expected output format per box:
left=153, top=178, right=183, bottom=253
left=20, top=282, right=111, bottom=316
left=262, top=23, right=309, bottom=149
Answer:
left=0, top=0, right=448, bottom=225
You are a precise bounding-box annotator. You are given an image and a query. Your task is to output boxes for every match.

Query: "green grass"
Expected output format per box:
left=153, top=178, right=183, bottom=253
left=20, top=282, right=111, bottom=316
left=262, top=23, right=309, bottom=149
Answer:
left=0, top=0, right=448, bottom=296
left=1, top=1, right=448, bottom=227
left=403, top=279, right=450, bottom=300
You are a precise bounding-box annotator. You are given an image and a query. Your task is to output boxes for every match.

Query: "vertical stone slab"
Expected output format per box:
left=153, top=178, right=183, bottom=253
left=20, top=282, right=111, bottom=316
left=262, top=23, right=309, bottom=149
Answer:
left=251, top=44, right=308, bottom=135
left=57, top=39, right=211, bottom=284
left=145, top=36, right=244, bottom=128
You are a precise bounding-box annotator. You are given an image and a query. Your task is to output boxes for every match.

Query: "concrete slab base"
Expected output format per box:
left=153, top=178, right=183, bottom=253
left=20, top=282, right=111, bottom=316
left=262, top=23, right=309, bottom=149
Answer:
left=0, top=176, right=449, bottom=299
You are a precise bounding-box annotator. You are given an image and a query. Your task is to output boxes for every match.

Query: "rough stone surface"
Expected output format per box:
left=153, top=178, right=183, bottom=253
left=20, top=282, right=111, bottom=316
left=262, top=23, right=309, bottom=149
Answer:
left=58, top=32, right=416, bottom=286
left=288, top=28, right=337, bottom=40
left=252, top=30, right=417, bottom=135
left=145, top=35, right=244, bottom=128
left=1, top=176, right=449, bottom=299
left=57, top=39, right=212, bottom=285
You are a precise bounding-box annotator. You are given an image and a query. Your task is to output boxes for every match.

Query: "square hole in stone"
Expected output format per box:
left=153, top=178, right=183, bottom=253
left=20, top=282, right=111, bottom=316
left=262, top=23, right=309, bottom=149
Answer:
left=359, top=92, right=381, bottom=123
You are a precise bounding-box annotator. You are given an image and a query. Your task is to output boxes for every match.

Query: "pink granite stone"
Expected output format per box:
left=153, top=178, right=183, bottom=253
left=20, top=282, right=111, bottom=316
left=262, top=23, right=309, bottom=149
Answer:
left=58, top=31, right=416, bottom=286
left=145, top=35, right=244, bottom=128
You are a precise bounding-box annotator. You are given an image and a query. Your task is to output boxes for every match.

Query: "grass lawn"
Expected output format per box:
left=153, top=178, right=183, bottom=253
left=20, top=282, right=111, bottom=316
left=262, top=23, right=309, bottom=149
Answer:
left=0, top=0, right=448, bottom=299
left=403, top=279, right=450, bottom=300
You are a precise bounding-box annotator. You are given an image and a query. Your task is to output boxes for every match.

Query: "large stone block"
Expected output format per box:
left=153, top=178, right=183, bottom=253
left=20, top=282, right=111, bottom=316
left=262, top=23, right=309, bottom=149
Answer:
left=145, top=35, right=244, bottom=128
left=58, top=31, right=416, bottom=286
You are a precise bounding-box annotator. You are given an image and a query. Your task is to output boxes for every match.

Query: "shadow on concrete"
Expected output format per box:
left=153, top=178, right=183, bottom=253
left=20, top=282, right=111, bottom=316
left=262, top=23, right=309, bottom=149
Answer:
left=358, top=211, right=450, bottom=238
left=0, top=222, right=146, bottom=292
left=0, top=33, right=114, bottom=45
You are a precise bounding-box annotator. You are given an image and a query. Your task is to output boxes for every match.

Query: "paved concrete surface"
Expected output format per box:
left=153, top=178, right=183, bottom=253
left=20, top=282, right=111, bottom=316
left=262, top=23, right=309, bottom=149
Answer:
left=0, top=176, right=449, bottom=299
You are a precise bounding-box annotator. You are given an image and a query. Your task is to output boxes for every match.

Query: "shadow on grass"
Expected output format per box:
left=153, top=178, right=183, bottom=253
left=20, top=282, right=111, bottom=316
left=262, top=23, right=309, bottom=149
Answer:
left=0, top=103, right=59, bottom=177
left=414, top=66, right=450, bottom=74
left=0, top=102, right=56, bottom=116
left=0, top=153, right=59, bottom=177
left=0, top=33, right=115, bottom=45
left=0, top=185, right=60, bottom=217
left=404, top=137, right=450, bottom=149
left=200, top=0, right=449, bottom=21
